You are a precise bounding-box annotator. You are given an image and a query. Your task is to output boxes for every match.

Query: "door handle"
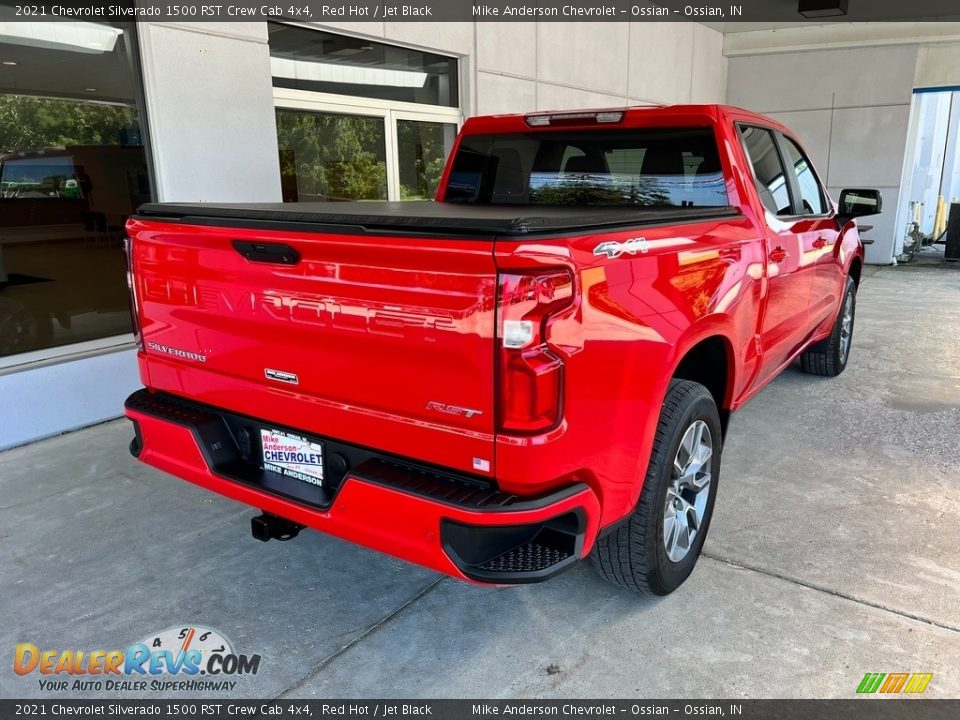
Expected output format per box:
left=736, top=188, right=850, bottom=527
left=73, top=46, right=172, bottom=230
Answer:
left=769, top=246, right=788, bottom=263
left=232, top=241, right=300, bottom=265
left=718, top=247, right=740, bottom=263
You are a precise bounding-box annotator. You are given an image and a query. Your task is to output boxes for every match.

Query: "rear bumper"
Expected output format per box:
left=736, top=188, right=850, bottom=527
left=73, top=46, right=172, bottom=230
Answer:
left=124, top=389, right=601, bottom=584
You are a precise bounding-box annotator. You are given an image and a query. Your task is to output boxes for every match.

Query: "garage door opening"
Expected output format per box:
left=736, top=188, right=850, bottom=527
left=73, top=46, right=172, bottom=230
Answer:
left=898, top=87, right=960, bottom=263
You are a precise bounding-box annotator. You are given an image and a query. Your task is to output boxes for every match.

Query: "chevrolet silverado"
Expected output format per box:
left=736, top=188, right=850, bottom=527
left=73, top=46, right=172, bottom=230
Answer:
left=123, top=105, right=881, bottom=594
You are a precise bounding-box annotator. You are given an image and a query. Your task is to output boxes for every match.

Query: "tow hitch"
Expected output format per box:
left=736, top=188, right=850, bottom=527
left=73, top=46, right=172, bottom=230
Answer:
left=251, top=512, right=304, bottom=542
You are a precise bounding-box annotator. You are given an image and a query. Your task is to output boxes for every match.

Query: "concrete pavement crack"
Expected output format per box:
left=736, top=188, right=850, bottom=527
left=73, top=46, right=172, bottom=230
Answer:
left=275, top=577, right=446, bottom=698
left=702, top=552, right=960, bottom=634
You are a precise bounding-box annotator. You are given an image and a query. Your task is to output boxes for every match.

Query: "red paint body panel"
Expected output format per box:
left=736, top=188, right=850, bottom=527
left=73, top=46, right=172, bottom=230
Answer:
left=128, top=218, right=498, bottom=476
left=125, top=104, right=864, bottom=582
left=127, top=409, right=601, bottom=580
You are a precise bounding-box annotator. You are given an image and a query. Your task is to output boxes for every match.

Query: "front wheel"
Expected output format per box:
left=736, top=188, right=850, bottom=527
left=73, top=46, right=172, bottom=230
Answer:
left=591, top=380, right=722, bottom=595
left=800, top=275, right=857, bottom=377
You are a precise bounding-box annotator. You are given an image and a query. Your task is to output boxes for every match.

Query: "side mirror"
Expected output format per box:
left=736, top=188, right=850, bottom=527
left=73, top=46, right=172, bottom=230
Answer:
left=837, top=188, right=882, bottom=224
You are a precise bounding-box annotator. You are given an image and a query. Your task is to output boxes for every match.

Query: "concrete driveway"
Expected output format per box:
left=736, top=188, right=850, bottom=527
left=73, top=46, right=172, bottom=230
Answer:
left=2, top=264, right=959, bottom=699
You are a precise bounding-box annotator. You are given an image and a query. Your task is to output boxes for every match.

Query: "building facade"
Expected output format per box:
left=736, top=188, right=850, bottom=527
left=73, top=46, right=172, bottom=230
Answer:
left=2, top=16, right=959, bottom=449
left=0, top=19, right=726, bottom=449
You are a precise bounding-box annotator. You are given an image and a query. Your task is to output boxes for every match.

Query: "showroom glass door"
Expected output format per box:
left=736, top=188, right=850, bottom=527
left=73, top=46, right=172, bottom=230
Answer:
left=274, top=90, right=460, bottom=203
left=0, top=17, right=151, bottom=364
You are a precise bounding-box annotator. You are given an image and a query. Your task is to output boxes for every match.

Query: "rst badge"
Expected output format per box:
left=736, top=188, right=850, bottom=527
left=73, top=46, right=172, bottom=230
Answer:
left=593, top=237, right=649, bottom=259
left=426, top=401, right=483, bottom=419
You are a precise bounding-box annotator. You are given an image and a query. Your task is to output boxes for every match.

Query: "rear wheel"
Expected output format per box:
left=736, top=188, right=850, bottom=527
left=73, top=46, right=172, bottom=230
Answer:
left=591, top=380, right=721, bottom=595
left=800, top=275, right=856, bottom=377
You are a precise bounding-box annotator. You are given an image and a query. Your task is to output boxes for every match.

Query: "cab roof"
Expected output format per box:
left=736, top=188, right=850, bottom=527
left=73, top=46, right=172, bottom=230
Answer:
left=460, top=104, right=790, bottom=136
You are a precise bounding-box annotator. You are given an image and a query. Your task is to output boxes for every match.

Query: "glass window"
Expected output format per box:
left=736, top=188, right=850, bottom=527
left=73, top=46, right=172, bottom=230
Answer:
left=397, top=120, right=457, bottom=199
left=739, top=126, right=792, bottom=217
left=268, top=23, right=458, bottom=108
left=780, top=136, right=827, bottom=215
left=444, top=128, right=729, bottom=208
left=276, top=109, right=387, bottom=201
left=0, top=15, right=150, bottom=359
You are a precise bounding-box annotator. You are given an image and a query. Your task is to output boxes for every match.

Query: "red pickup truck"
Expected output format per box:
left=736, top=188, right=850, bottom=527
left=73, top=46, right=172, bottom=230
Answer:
left=124, top=105, right=880, bottom=595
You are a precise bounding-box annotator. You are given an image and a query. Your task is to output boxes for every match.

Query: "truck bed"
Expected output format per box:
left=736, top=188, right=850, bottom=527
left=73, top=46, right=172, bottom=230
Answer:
left=134, top=200, right=739, bottom=237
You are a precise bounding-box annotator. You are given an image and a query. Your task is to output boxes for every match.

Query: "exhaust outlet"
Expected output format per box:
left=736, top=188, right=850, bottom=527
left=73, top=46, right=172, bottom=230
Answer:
left=251, top=513, right=304, bottom=542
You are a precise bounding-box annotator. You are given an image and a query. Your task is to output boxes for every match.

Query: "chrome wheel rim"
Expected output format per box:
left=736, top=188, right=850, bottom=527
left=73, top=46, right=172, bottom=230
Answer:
left=663, top=420, right=713, bottom=563
left=839, top=292, right=854, bottom=363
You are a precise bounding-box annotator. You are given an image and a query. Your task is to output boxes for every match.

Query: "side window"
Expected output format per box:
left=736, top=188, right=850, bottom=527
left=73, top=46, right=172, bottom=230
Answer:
left=780, top=136, right=827, bottom=215
left=738, top=126, right=792, bottom=217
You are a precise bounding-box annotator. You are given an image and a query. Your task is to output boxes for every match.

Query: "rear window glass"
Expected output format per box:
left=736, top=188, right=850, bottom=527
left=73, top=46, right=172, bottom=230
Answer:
left=445, top=128, right=728, bottom=208
left=1, top=155, right=80, bottom=199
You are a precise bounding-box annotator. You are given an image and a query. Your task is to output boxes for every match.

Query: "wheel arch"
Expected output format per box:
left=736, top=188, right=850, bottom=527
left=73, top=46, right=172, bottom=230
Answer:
left=848, top=255, right=863, bottom=288
left=669, top=333, right=735, bottom=438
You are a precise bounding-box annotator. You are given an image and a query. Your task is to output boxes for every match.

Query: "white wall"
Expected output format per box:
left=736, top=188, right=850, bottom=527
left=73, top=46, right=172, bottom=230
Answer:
left=137, top=22, right=283, bottom=202
left=915, top=43, right=960, bottom=89
left=0, top=350, right=140, bottom=450
left=474, top=22, right=726, bottom=114
left=727, top=44, right=918, bottom=265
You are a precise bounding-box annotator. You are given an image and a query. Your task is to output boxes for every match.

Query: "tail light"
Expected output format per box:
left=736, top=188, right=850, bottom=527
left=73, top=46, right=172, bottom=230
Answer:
left=497, top=270, right=574, bottom=434
left=123, top=235, right=143, bottom=350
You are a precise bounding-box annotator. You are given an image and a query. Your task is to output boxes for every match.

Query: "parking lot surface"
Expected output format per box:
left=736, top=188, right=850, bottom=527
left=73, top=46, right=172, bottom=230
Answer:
left=2, top=263, right=959, bottom=699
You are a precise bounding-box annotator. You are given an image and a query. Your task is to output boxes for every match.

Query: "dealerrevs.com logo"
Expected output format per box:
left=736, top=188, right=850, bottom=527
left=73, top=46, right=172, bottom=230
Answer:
left=14, top=625, right=261, bottom=693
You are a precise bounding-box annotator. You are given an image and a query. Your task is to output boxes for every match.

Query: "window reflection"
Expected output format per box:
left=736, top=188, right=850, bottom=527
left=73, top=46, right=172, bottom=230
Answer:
left=277, top=109, right=387, bottom=202
left=446, top=129, right=730, bottom=208
left=0, top=15, right=150, bottom=359
left=739, top=126, right=791, bottom=216
left=397, top=120, right=456, bottom=199
left=268, top=23, right=458, bottom=108
left=781, top=136, right=827, bottom=215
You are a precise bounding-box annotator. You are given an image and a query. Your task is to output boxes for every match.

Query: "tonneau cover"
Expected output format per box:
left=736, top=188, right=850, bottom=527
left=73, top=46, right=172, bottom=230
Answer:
left=134, top=200, right=739, bottom=237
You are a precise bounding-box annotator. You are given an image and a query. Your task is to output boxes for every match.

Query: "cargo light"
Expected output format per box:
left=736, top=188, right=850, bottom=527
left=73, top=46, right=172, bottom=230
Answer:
left=497, top=270, right=574, bottom=434
left=524, top=111, right=624, bottom=127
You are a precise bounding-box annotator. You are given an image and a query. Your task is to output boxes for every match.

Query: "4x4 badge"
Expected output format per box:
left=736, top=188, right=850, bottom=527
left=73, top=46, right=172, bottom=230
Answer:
left=594, top=237, right=649, bottom=259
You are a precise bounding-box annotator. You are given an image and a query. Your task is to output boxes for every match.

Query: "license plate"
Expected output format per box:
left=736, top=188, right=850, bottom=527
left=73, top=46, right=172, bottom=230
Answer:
left=260, top=428, right=324, bottom=487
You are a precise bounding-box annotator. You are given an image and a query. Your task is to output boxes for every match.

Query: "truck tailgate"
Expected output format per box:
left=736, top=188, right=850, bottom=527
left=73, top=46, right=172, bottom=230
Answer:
left=127, top=217, right=498, bottom=477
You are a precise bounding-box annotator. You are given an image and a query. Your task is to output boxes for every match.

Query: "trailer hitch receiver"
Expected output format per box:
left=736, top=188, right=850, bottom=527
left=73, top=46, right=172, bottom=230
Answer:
left=251, top=512, right=304, bottom=542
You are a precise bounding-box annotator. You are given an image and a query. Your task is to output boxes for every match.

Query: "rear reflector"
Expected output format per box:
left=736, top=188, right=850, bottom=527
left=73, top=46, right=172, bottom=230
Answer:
left=497, top=270, right=574, bottom=434
left=123, top=235, right=143, bottom=351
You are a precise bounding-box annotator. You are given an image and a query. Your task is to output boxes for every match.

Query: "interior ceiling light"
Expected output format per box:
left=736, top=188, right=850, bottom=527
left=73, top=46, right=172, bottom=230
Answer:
left=270, top=56, right=428, bottom=88
left=0, top=22, right=122, bottom=54
left=798, top=0, right=849, bottom=18
left=2, top=60, right=17, bottom=66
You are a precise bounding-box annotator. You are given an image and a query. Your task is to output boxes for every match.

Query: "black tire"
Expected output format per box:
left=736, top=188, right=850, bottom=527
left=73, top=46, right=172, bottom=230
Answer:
left=591, top=380, right=722, bottom=595
left=800, top=276, right=856, bottom=377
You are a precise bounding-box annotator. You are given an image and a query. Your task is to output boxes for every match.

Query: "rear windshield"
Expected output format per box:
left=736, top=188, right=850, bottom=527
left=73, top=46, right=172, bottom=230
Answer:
left=445, top=127, right=728, bottom=208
